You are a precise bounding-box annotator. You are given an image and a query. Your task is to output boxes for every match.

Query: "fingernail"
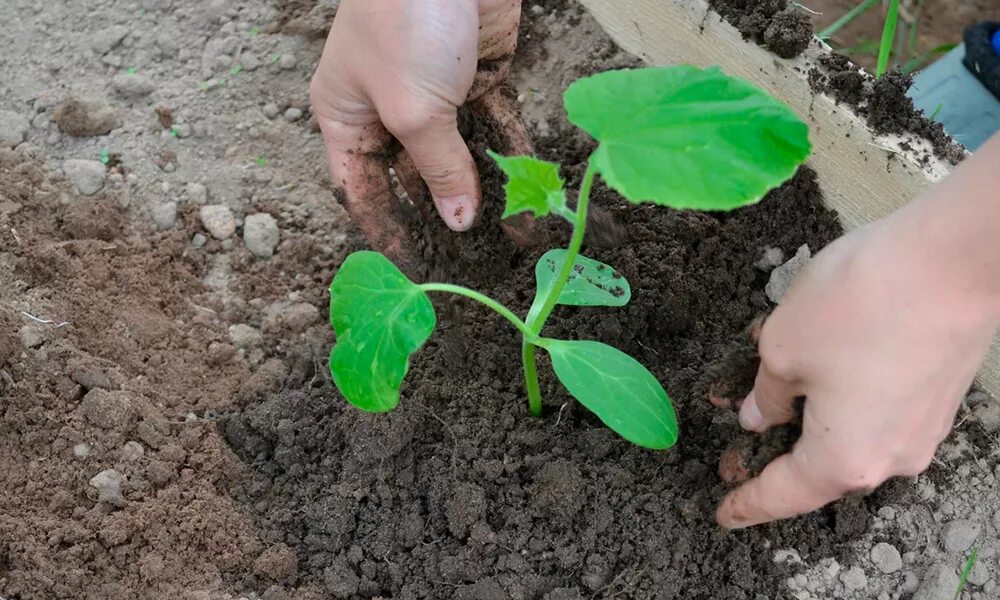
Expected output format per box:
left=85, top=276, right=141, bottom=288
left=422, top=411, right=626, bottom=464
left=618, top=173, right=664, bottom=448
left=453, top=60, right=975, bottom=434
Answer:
left=739, top=391, right=765, bottom=432
left=437, top=195, right=475, bottom=232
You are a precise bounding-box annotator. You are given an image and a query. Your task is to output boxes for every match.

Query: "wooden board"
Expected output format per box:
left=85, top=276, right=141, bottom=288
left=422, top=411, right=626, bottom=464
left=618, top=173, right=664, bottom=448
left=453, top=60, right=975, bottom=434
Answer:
left=577, top=0, right=1000, bottom=398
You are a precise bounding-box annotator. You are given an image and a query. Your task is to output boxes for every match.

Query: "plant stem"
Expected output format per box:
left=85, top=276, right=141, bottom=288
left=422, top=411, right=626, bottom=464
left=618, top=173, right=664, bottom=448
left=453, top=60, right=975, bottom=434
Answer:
left=527, top=158, right=598, bottom=335
left=419, top=283, right=537, bottom=341
left=817, top=0, right=879, bottom=41
left=876, top=0, right=901, bottom=78
left=521, top=342, right=542, bottom=416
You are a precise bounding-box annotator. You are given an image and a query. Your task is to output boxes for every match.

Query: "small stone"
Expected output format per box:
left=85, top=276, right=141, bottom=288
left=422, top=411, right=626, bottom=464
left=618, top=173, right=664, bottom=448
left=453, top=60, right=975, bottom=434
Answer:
left=967, top=559, right=990, bottom=586
left=228, top=324, right=262, bottom=349
left=80, top=389, right=136, bottom=430
left=263, top=301, right=319, bottom=333
left=111, top=73, right=156, bottom=98
left=89, top=469, right=126, bottom=508
left=186, top=182, right=208, bottom=204
left=191, top=233, right=207, bottom=248
left=121, top=441, right=145, bottom=461
left=277, top=53, right=297, bottom=70
left=901, top=570, right=920, bottom=594
left=870, top=542, right=903, bottom=574
left=19, top=325, right=43, bottom=348
left=90, top=25, right=129, bottom=54
left=877, top=506, right=896, bottom=520
left=914, top=563, right=959, bottom=600
left=172, top=123, right=192, bottom=138
left=243, top=213, right=280, bottom=258
left=283, top=107, right=302, bottom=122
left=903, top=551, right=918, bottom=564
left=73, top=443, right=91, bottom=458
left=53, top=96, right=122, bottom=137
left=199, top=205, right=236, bottom=239
left=941, top=519, right=981, bottom=553
left=262, top=103, right=279, bottom=119
left=839, top=565, right=868, bottom=591
left=765, top=244, right=811, bottom=303
left=754, top=246, right=785, bottom=271
left=150, top=202, right=178, bottom=230
left=530, top=4, right=545, bottom=15
left=254, top=544, right=298, bottom=580
left=972, top=401, right=1000, bottom=433
left=62, top=159, right=107, bottom=195
left=966, top=390, right=991, bottom=407
left=0, top=110, right=30, bottom=148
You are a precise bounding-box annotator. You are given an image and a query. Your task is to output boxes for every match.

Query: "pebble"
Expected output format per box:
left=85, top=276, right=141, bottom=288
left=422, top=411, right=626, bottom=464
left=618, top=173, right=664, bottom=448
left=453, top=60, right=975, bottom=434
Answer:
left=283, top=107, right=303, bottom=122
left=0, top=109, right=30, bottom=148
left=870, top=542, right=903, bottom=574
left=90, top=25, right=129, bottom=54
left=199, top=204, right=236, bottom=239
left=19, top=325, right=43, bottom=348
left=52, top=95, right=122, bottom=136
left=966, top=390, right=991, bottom=407
left=262, top=103, right=279, bottom=119
left=191, top=233, right=208, bottom=248
left=754, top=246, right=785, bottom=271
left=81, top=389, right=136, bottom=430
left=901, top=570, right=920, bottom=594
left=89, top=469, right=126, bottom=508
left=73, top=443, right=91, bottom=458
left=244, top=213, right=280, bottom=258
left=121, top=441, right=145, bottom=461
left=765, top=244, right=811, bottom=303
left=172, top=123, right=192, bottom=138
left=972, top=401, right=1000, bottom=432
left=150, top=201, right=178, bottom=230
left=839, top=566, right=867, bottom=591
left=914, top=563, right=959, bottom=600
left=877, top=506, right=896, bottom=520
left=186, top=182, right=208, bottom=204
left=277, top=53, right=297, bottom=70
left=941, top=519, right=981, bottom=553
left=967, top=559, right=990, bottom=586
left=62, top=159, right=107, bottom=195
left=111, top=73, right=156, bottom=98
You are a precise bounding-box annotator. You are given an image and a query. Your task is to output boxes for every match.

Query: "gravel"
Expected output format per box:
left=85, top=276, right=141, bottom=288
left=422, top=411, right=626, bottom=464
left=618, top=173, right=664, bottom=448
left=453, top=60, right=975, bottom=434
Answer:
left=870, top=542, right=903, bottom=574
left=263, top=103, right=279, bottom=119
left=151, top=201, right=178, bottom=230
left=839, top=565, right=868, bottom=591
left=283, top=107, right=303, bottom=122
left=186, top=181, right=208, bottom=204
left=112, top=73, right=156, bottom=98
left=0, top=109, right=30, bottom=148
left=913, top=563, right=959, bottom=600
left=243, top=212, right=280, bottom=258
left=62, top=159, right=107, bottom=195
left=121, top=441, right=145, bottom=461
left=972, top=400, right=1000, bottom=432
left=89, top=469, right=126, bottom=508
left=941, top=519, right=981, bottom=553
left=200, top=204, right=237, bottom=239
left=765, top=244, right=811, bottom=303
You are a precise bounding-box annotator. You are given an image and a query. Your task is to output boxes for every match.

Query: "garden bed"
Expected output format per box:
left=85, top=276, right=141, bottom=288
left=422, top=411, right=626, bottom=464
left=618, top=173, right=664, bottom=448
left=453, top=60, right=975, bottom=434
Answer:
left=2, top=1, right=999, bottom=599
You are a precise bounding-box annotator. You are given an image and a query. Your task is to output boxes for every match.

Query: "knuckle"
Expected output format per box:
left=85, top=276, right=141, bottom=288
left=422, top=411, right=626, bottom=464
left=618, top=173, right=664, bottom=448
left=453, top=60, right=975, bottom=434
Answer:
left=381, top=106, right=438, bottom=140
left=826, top=452, right=889, bottom=492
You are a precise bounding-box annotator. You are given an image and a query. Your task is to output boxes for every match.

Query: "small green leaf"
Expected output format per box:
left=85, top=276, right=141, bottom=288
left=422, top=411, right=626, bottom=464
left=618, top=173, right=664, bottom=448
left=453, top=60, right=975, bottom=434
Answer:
left=527, top=250, right=630, bottom=322
left=126, top=66, right=137, bottom=75
left=329, top=251, right=436, bottom=412
left=488, top=151, right=570, bottom=220
left=543, top=339, right=677, bottom=449
left=99, top=149, right=110, bottom=165
left=564, top=65, right=811, bottom=211
left=230, top=64, right=243, bottom=76
left=256, top=156, right=267, bottom=167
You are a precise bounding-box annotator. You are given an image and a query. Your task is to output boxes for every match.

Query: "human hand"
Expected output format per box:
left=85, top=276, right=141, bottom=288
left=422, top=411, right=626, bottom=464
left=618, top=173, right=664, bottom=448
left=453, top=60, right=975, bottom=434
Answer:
left=310, top=0, right=532, bottom=268
left=715, top=212, right=1000, bottom=528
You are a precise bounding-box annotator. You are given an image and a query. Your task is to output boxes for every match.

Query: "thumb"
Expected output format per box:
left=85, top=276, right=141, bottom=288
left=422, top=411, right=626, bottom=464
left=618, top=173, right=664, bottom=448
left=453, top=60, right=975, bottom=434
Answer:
left=393, top=112, right=482, bottom=232
left=739, top=363, right=802, bottom=433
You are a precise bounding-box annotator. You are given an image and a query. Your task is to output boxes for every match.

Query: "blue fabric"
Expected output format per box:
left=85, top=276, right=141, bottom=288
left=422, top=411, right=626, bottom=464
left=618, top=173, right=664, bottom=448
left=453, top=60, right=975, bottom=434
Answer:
left=993, top=28, right=1000, bottom=55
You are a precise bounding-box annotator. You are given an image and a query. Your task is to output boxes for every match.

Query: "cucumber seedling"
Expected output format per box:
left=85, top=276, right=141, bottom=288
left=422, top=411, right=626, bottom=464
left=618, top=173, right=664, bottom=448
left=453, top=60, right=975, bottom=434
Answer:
left=328, top=65, right=811, bottom=449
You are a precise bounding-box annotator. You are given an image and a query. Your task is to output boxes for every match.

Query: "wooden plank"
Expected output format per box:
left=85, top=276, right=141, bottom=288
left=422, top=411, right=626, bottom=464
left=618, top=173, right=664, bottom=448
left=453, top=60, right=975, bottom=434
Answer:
left=577, top=0, right=1000, bottom=398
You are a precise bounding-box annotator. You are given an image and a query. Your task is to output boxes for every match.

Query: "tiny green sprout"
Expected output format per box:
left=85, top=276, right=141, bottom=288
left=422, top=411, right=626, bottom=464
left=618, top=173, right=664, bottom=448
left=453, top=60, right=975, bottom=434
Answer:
left=328, top=66, right=811, bottom=449
left=250, top=26, right=261, bottom=36
left=272, top=54, right=282, bottom=63
left=955, top=547, right=978, bottom=599
left=170, top=126, right=179, bottom=138
left=99, top=149, right=110, bottom=165
left=230, top=64, right=244, bottom=76
left=256, top=156, right=267, bottom=167
left=198, top=81, right=209, bottom=92
left=876, top=0, right=901, bottom=77
left=126, top=66, right=137, bottom=75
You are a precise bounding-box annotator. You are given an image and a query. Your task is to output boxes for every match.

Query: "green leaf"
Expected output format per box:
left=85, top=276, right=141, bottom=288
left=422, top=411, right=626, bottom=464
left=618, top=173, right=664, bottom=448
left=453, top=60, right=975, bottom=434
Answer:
left=329, top=251, right=436, bottom=412
left=543, top=339, right=677, bottom=449
left=564, top=65, right=811, bottom=211
left=527, top=250, right=630, bottom=322
left=487, top=151, right=570, bottom=220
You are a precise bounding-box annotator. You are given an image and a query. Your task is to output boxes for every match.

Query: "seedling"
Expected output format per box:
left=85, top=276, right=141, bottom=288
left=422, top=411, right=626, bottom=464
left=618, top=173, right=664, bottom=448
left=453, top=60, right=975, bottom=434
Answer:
left=328, top=66, right=811, bottom=449
left=876, top=0, right=901, bottom=77
left=955, top=547, right=978, bottom=599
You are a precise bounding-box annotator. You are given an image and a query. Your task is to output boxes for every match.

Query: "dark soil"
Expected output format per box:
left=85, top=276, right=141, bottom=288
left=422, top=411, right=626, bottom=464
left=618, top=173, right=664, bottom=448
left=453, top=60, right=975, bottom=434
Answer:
left=707, top=0, right=813, bottom=59
left=219, top=6, right=868, bottom=597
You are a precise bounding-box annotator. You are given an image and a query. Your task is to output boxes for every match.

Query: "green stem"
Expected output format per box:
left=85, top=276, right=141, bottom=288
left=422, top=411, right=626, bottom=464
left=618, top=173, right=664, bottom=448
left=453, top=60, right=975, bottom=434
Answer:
left=876, top=0, right=901, bottom=78
left=817, top=0, right=879, bottom=41
left=527, top=158, right=598, bottom=335
left=419, top=283, right=536, bottom=341
left=522, top=342, right=542, bottom=417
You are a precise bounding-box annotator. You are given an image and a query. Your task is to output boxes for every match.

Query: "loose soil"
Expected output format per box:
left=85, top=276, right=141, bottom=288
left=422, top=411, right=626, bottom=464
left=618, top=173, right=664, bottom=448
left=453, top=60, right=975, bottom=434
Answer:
left=3, top=1, right=1000, bottom=600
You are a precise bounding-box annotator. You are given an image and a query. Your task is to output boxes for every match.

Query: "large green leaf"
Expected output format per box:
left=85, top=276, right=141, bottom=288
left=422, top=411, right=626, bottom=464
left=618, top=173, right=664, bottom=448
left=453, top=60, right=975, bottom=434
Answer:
left=329, top=251, right=436, bottom=412
left=564, top=65, right=811, bottom=211
left=487, top=151, right=571, bottom=220
left=526, top=249, right=630, bottom=323
left=543, top=339, right=677, bottom=449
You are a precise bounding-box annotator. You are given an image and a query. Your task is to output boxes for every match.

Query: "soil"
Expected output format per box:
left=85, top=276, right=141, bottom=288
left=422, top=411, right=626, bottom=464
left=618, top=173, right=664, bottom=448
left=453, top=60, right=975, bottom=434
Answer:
left=3, top=1, right=1000, bottom=600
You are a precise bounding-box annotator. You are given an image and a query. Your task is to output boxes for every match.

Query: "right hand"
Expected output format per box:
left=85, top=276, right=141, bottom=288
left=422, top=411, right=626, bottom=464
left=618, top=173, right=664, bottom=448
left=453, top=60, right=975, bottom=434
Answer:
left=310, top=0, right=532, bottom=268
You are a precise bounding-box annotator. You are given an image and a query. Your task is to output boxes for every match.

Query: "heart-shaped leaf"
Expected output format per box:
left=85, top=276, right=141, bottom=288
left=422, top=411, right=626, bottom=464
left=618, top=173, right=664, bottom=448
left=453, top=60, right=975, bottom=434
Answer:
left=488, top=151, right=571, bottom=220
left=527, top=249, right=631, bottom=323
left=564, top=65, right=811, bottom=211
left=329, top=251, right=436, bottom=412
left=543, top=339, right=677, bottom=449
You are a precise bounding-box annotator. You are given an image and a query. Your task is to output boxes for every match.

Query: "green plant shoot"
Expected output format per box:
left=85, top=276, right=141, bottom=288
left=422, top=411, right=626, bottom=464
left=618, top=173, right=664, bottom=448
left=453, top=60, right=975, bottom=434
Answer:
left=876, top=0, right=901, bottom=77
left=328, top=65, right=811, bottom=449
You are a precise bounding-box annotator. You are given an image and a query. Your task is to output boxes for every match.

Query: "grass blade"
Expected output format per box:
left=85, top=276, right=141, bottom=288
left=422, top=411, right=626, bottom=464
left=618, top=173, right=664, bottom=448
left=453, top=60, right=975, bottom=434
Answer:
left=901, top=43, right=958, bottom=74
left=929, top=102, right=944, bottom=120
left=876, top=0, right=902, bottom=77
left=818, top=0, right=880, bottom=41
left=955, top=547, right=978, bottom=599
